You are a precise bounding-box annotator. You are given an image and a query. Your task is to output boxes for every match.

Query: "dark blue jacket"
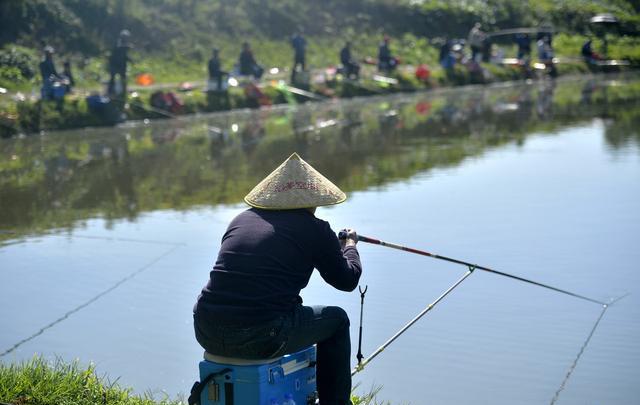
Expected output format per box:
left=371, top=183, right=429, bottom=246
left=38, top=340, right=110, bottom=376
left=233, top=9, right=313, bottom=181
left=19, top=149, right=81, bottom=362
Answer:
left=291, top=34, right=306, bottom=57
left=194, top=208, right=362, bottom=322
left=239, top=50, right=257, bottom=75
left=340, top=47, right=352, bottom=65
left=208, top=57, right=223, bottom=78
left=39, top=58, right=58, bottom=81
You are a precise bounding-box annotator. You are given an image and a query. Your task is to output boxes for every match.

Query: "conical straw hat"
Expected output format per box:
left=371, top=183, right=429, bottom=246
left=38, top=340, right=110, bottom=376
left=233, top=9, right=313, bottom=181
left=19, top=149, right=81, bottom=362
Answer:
left=245, top=153, right=347, bottom=209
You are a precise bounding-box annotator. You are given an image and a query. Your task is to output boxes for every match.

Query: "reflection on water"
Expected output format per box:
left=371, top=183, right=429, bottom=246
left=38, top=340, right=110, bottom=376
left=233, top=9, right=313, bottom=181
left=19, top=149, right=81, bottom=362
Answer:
left=1, top=75, right=640, bottom=405
left=1, top=75, right=640, bottom=241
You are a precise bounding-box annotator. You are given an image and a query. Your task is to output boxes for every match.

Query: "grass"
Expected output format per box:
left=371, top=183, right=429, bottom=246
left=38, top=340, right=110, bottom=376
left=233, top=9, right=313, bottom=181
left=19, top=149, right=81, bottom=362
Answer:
left=0, top=356, right=386, bottom=405
left=1, top=31, right=638, bottom=136
left=352, top=385, right=391, bottom=405
left=0, top=356, right=181, bottom=405
left=4, top=32, right=639, bottom=93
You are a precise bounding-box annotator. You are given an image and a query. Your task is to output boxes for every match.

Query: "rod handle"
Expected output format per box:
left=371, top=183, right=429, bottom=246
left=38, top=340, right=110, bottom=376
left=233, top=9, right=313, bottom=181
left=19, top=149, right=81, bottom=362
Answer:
left=338, top=231, right=364, bottom=241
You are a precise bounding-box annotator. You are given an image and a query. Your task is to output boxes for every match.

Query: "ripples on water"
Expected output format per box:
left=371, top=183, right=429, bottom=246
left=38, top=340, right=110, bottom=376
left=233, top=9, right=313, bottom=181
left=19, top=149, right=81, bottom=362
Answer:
left=1, top=75, right=639, bottom=404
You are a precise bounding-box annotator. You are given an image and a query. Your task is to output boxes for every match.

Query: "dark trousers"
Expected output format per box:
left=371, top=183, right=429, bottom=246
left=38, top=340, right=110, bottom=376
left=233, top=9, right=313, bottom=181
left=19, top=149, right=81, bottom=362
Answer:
left=210, top=74, right=224, bottom=91
left=108, top=70, right=127, bottom=96
left=291, top=54, right=305, bottom=83
left=194, top=305, right=352, bottom=405
left=344, top=62, right=360, bottom=79
left=471, top=45, right=481, bottom=61
left=377, top=58, right=397, bottom=73
left=293, top=54, right=306, bottom=71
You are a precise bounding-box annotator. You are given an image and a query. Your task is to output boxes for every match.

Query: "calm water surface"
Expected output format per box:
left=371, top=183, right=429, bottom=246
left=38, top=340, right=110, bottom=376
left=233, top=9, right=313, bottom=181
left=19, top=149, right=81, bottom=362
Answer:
left=1, top=75, right=639, bottom=404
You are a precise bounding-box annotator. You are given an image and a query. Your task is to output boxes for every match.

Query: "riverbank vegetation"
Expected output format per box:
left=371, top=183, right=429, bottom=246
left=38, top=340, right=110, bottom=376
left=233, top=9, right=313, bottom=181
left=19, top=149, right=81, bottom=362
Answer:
left=1, top=1, right=639, bottom=136
left=0, top=357, right=181, bottom=405
left=0, top=356, right=382, bottom=405
left=1, top=1, right=639, bottom=70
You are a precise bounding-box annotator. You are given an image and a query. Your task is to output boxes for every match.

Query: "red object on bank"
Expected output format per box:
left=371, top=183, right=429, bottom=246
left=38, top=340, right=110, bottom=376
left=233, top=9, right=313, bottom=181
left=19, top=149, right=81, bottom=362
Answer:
left=415, top=64, right=430, bottom=81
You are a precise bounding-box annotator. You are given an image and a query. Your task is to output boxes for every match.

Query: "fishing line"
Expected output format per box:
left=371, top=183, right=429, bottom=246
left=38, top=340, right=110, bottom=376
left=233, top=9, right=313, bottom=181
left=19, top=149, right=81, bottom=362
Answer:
left=54, top=233, right=185, bottom=247
left=1, top=231, right=185, bottom=247
left=0, top=244, right=181, bottom=358
left=352, top=266, right=475, bottom=375
left=550, top=293, right=629, bottom=404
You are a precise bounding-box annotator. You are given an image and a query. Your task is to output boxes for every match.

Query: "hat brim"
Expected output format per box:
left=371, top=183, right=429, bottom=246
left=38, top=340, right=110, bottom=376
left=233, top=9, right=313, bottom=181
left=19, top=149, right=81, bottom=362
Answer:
left=244, top=153, right=347, bottom=210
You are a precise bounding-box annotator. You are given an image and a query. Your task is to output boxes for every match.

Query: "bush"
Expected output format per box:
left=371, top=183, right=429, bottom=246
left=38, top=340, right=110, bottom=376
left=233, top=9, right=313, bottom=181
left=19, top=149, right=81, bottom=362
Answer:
left=16, top=101, right=42, bottom=133
left=0, top=66, right=25, bottom=89
left=0, top=45, right=38, bottom=80
left=0, top=45, right=39, bottom=89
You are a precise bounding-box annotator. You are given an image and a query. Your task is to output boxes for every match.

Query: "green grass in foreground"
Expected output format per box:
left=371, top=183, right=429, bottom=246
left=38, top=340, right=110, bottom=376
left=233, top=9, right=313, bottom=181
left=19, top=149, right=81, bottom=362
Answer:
left=0, top=357, right=181, bottom=405
left=0, top=356, right=385, bottom=405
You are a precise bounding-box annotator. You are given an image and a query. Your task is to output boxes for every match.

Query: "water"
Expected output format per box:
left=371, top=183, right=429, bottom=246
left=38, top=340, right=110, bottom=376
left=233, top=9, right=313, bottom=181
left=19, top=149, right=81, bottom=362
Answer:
left=1, top=75, right=639, bottom=404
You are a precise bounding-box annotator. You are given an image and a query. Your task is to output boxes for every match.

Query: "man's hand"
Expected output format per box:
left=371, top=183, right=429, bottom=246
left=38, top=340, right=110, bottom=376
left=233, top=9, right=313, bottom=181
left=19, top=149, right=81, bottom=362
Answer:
left=339, top=228, right=358, bottom=249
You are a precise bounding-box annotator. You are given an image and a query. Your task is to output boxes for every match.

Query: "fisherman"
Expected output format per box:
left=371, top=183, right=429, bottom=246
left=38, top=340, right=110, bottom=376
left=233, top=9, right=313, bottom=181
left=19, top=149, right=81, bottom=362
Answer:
left=291, top=31, right=306, bottom=83
left=537, top=35, right=554, bottom=62
left=208, top=48, right=227, bottom=91
left=439, top=39, right=455, bottom=70
left=193, top=152, right=362, bottom=405
left=377, top=35, right=397, bottom=73
left=536, top=24, right=553, bottom=48
left=468, top=22, right=486, bottom=61
left=515, top=33, right=531, bottom=60
left=581, top=39, right=597, bottom=64
left=238, top=42, right=264, bottom=79
left=108, top=29, right=132, bottom=96
left=62, top=60, right=75, bottom=93
left=340, top=41, right=360, bottom=79
left=39, top=46, right=61, bottom=100
left=537, top=35, right=557, bottom=77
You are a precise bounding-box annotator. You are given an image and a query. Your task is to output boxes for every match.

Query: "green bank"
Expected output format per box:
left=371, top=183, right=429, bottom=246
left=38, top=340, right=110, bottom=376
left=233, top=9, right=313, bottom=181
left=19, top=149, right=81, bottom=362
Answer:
left=1, top=1, right=639, bottom=135
left=0, top=357, right=382, bottom=405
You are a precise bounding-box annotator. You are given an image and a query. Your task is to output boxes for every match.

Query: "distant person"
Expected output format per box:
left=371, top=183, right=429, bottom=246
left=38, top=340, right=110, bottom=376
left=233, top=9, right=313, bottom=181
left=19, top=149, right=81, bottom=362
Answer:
left=537, top=35, right=557, bottom=77
left=108, top=29, right=132, bottom=96
left=481, top=37, right=492, bottom=63
left=63, top=60, right=75, bottom=93
left=291, top=32, right=306, bottom=83
left=515, top=33, right=531, bottom=60
left=537, top=35, right=554, bottom=62
left=39, top=46, right=61, bottom=100
left=439, top=39, right=455, bottom=70
left=340, top=42, right=360, bottom=79
left=468, top=23, right=486, bottom=61
left=377, top=35, right=397, bottom=73
left=536, top=25, right=553, bottom=48
left=581, top=39, right=598, bottom=64
left=208, top=48, right=227, bottom=91
left=238, top=42, right=263, bottom=79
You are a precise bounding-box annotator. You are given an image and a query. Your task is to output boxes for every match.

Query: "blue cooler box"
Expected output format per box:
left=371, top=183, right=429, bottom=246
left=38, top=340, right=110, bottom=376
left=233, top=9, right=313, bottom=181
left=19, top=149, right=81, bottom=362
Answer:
left=197, top=345, right=317, bottom=405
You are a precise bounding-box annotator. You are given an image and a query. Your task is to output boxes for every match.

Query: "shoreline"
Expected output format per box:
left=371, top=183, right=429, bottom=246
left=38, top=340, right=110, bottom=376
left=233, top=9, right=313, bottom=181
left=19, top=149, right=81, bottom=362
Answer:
left=0, top=355, right=378, bottom=405
left=0, top=61, right=634, bottom=138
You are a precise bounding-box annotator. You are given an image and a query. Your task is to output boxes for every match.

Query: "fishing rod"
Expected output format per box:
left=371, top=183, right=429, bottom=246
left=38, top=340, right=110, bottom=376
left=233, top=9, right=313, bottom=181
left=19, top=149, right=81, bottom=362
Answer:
left=339, top=232, right=607, bottom=306
left=129, top=99, right=224, bottom=134
left=130, top=100, right=178, bottom=119
left=342, top=232, right=625, bottom=383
